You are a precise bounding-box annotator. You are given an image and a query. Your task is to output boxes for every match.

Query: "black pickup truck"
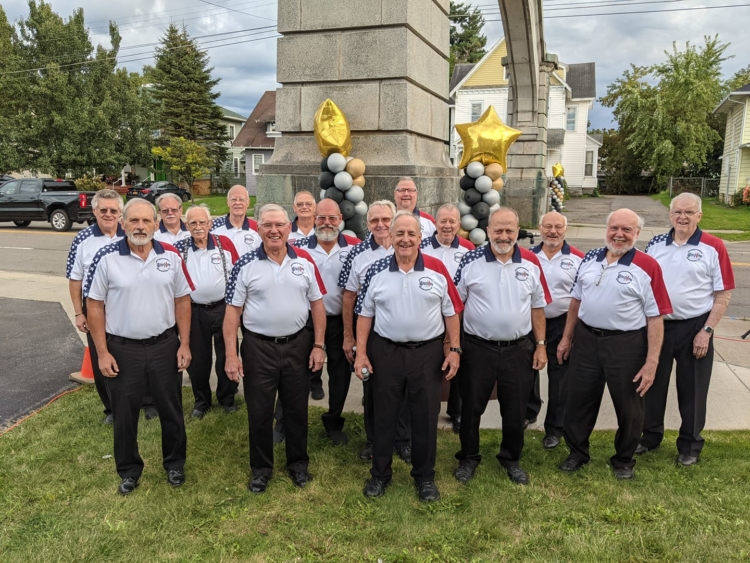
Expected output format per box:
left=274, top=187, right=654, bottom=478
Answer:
left=0, top=178, right=96, bottom=231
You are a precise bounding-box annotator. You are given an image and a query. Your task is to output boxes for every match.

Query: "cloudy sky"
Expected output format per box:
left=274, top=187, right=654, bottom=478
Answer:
left=4, top=0, right=749, bottom=130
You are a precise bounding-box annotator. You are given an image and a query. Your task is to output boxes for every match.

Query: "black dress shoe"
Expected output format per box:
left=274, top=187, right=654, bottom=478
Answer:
left=454, top=464, right=475, bottom=484
left=676, top=454, right=699, bottom=467
left=416, top=481, right=440, bottom=502
left=395, top=444, right=412, bottom=464
left=118, top=477, right=139, bottom=495
left=102, top=414, right=114, bottom=425
left=248, top=475, right=270, bottom=494
left=543, top=435, right=560, bottom=449
left=359, top=443, right=373, bottom=460
left=191, top=408, right=206, bottom=419
left=635, top=444, right=658, bottom=455
left=451, top=416, right=461, bottom=434
left=327, top=429, right=348, bottom=446
left=290, top=470, right=311, bottom=488
left=167, top=469, right=185, bottom=487
left=310, top=388, right=325, bottom=400
left=523, top=417, right=537, bottom=430
left=506, top=466, right=529, bottom=485
left=363, top=477, right=389, bottom=498
left=559, top=457, right=588, bottom=472
left=223, top=404, right=238, bottom=413
left=273, top=423, right=285, bottom=445
left=612, top=466, right=635, bottom=480
left=144, top=406, right=159, bottom=420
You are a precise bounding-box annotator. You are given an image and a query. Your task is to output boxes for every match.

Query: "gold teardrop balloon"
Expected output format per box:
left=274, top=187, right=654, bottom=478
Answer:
left=552, top=162, right=565, bottom=178
left=314, top=99, right=352, bottom=158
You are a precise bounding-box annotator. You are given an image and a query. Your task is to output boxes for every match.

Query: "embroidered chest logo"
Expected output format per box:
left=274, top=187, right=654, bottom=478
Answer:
left=454, top=252, right=464, bottom=263
left=210, top=253, right=222, bottom=265
left=560, top=258, right=575, bottom=270
left=339, top=251, right=350, bottom=264
left=418, top=277, right=434, bottom=291
left=514, top=267, right=530, bottom=281
left=244, top=233, right=255, bottom=245
left=687, top=249, right=703, bottom=262
left=616, top=272, right=633, bottom=285
left=291, top=263, right=305, bottom=276
left=156, top=258, right=171, bottom=272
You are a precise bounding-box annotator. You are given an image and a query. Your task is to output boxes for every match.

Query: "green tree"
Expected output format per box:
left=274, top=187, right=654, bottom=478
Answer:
left=152, top=137, right=212, bottom=200
left=592, top=129, right=651, bottom=194
left=727, top=64, right=750, bottom=92
left=149, top=24, right=228, bottom=170
left=449, top=1, right=487, bottom=77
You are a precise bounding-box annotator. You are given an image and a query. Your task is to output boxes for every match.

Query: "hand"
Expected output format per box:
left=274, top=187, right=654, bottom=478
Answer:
left=75, top=314, right=89, bottom=333
left=343, top=334, right=356, bottom=363
left=692, top=329, right=711, bottom=359
left=225, top=355, right=244, bottom=383
left=309, top=347, right=326, bottom=371
left=557, top=336, right=572, bottom=365
left=177, top=343, right=191, bottom=371
left=533, top=346, right=548, bottom=371
left=442, top=351, right=460, bottom=380
left=98, top=352, right=119, bottom=378
left=633, top=361, right=657, bottom=397
left=353, top=354, right=373, bottom=381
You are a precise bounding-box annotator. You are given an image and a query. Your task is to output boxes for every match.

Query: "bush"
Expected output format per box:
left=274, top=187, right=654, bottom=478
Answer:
left=75, top=175, right=107, bottom=191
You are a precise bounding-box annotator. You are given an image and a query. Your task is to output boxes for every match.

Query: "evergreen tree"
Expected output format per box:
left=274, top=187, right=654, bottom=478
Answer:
left=449, top=1, right=487, bottom=77
left=149, top=24, right=228, bottom=170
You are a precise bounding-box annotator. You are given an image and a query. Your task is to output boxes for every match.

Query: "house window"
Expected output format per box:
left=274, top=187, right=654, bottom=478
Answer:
left=471, top=102, right=483, bottom=122
left=267, top=121, right=277, bottom=133
left=228, top=125, right=235, bottom=139
left=585, top=150, right=594, bottom=177
left=566, top=107, right=577, bottom=131
left=252, top=154, right=264, bottom=175
left=503, top=67, right=509, bottom=81
left=233, top=158, right=240, bottom=175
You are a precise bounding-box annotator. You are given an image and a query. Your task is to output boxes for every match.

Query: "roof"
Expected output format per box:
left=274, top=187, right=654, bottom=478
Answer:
left=450, top=64, right=476, bottom=93
left=547, top=129, right=566, bottom=147
left=735, top=83, right=750, bottom=93
left=232, top=91, right=276, bottom=149
left=587, top=133, right=604, bottom=146
left=450, top=38, right=505, bottom=96
left=566, top=63, right=596, bottom=99
left=220, top=106, right=247, bottom=122
left=713, top=84, right=750, bottom=114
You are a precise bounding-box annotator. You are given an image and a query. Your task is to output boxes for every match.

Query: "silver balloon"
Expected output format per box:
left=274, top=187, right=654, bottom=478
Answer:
left=461, top=214, right=479, bottom=231
left=469, top=228, right=487, bottom=245
left=457, top=200, right=472, bottom=216
left=466, top=161, right=486, bottom=179
left=354, top=201, right=368, bottom=215
left=488, top=203, right=501, bottom=214
left=344, top=185, right=365, bottom=203
left=481, top=189, right=500, bottom=205
left=320, top=189, right=326, bottom=200
left=474, top=175, right=493, bottom=193
left=327, top=152, right=347, bottom=173
left=334, top=171, right=353, bottom=191
left=341, top=229, right=357, bottom=237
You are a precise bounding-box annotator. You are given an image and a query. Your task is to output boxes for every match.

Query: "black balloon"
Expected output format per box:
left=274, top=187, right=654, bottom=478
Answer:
left=321, top=157, right=330, bottom=172
left=339, top=200, right=356, bottom=220
left=459, top=175, right=475, bottom=191
left=555, top=176, right=564, bottom=185
left=478, top=217, right=489, bottom=230
left=472, top=201, right=490, bottom=219
left=464, top=188, right=481, bottom=206
left=319, top=171, right=335, bottom=189
left=325, top=187, right=344, bottom=203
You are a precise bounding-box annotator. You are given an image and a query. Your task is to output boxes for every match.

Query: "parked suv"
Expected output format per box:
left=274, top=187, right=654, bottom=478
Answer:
left=0, top=178, right=95, bottom=231
left=127, top=181, right=190, bottom=203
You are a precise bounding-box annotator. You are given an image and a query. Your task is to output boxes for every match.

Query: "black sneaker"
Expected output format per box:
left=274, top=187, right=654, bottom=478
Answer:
left=505, top=466, right=529, bottom=485
left=676, top=454, right=699, bottom=467
left=248, top=475, right=270, bottom=494
left=363, top=477, right=390, bottom=498
left=416, top=481, right=440, bottom=502
left=395, top=444, right=412, bottom=464
left=102, top=414, right=114, bottom=425
left=310, top=388, right=325, bottom=401
left=523, top=417, right=537, bottom=430
left=635, top=444, right=658, bottom=455
left=612, top=466, right=635, bottom=480
left=542, top=435, right=560, bottom=449
left=190, top=408, right=206, bottom=419
left=454, top=464, right=475, bottom=484
left=144, top=406, right=158, bottom=420
left=559, top=457, right=588, bottom=473
left=118, top=477, right=139, bottom=496
left=359, top=442, right=373, bottom=461
left=167, top=469, right=185, bottom=487
left=327, top=429, right=348, bottom=446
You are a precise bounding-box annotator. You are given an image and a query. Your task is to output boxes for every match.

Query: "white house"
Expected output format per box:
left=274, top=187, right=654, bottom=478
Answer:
left=231, top=91, right=279, bottom=196
left=449, top=38, right=601, bottom=195
left=714, top=83, right=750, bottom=203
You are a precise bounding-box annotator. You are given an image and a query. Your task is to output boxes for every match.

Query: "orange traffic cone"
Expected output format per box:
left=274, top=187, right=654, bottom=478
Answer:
left=69, top=346, right=95, bottom=385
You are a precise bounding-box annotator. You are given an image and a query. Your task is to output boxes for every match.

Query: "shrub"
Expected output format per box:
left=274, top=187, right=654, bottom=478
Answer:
left=75, top=175, right=107, bottom=191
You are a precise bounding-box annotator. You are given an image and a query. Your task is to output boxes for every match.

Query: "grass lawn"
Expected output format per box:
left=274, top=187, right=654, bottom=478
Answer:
left=182, top=195, right=257, bottom=218
left=2, top=387, right=750, bottom=562
left=651, top=192, right=750, bottom=241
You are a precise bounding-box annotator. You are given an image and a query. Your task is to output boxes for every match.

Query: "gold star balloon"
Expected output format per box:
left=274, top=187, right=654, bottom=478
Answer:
left=552, top=162, right=565, bottom=178
left=455, top=106, right=522, bottom=171
left=314, top=99, right=352, bottom=158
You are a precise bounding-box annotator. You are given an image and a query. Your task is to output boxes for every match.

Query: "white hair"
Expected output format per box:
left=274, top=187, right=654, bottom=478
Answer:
left=123, top=198, right=157, bottom=221
left=539, top=212, right=568, bottom=227
left=606, top=210, right=645, bottom=229
left=257, top=203, right=290, bottom=223
left=226, top=185, right=249, bottom=202
left=436, top=203, right=460, bottom=219
left=91, top=189, right=123, bottom=212
left=155, top=192, right=183, bottom=210
left=185, top=205, right=211, bottom=222
left=489, top=206, right=520, bottom=225
left=367, top=200, right=396, bottom=220
left=390, top=210, right=421, bottom=232
left=670, top=192, right=702, bottom=213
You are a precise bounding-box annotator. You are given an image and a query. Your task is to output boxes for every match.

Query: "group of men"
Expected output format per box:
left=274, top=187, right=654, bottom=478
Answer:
left=66, top=179, right=734, bottom=500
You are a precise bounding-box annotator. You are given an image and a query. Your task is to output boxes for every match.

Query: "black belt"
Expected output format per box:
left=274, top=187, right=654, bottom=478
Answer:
left=580, top=321, right=630, bottom=337
left=466, top=333, right=526, bottom=347
left=107, top=328, right=175, bottom=346
left=192, top=299, right=225, bottom=308
left=244, top=327, right=305, bottom=344
left=380, top=333, right=444, bottom=349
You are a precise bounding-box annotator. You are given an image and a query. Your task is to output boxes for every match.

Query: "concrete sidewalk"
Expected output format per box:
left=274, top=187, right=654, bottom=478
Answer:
left=1, top=267, right=748, bottom=434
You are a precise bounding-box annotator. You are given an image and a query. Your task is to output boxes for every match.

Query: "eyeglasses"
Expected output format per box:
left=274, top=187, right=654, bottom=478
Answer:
left=229, top=197, right=248, bottom=204
left=97, top=208, right=121, bottom=215
left=395, top=188, right=416, bottom=194
left=295, top=201, right=315, bottom=208
left=160, top=208, right=181, bottom=214
left=315, top=215, right=341, bottom=222
left=595, top=265, right=607, bottom=286
left=671, top=210, right=698, bottom=217
left=368, top=217, right=392, bottom=225
left=259, top=222, right=289, bottom=230
left=187, top=220, right=209, bottom=227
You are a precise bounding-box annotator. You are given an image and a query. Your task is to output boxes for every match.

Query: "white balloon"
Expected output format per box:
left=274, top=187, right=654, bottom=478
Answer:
left=320, top=189, right=326, bottom=200
left=489, top=203, right=501, bottom=214
left=346, top=156, right=354, bottom=162
left=354, top=201, right=368, bottom=215
left=341, top=229, right=357, bottom=237
left=334, top=171, right=353, bottom=191
left=457, top=200, right=472, bottom=216
left=344, top=185, right=365, bottom=203
left=469, top=228, right=487, bottom=245
left=461, top=214, right=478, bottom=231
left=481, top=189, right=500, bottom=205
left=466, top=161, right=486, bottom=179
left=327, top=153, right=347, bottom=173
left=474, top=175, right=493, bottom=193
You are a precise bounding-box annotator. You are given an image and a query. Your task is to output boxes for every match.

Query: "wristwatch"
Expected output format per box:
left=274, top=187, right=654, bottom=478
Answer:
left=449, top=347, right=463, bottom=355
left=702, top=326, right=714, bottom=335
left=536, top=340, right=547, bottom=346
left=313, top=343, right=327, bottom=350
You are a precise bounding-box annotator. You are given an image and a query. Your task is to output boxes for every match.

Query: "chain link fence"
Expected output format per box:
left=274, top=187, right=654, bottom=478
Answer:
left=668, top=177, right=720, bottom=199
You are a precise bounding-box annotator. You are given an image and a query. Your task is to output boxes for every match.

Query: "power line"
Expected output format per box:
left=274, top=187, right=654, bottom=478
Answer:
left=452, top=0, right=687, bottom=18
left=86, top=0, right=275, bottom=25
left=472, top=2, right=750, bottom=20
left=196, top=0, right=275, bottom=21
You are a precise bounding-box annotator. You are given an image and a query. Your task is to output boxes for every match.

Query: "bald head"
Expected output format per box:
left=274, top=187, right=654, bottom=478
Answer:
left=314, top=198, right=342, bottom=242
left=605, top=208, right=642, bottom=257
left=539, top=211, right=568, bottom=250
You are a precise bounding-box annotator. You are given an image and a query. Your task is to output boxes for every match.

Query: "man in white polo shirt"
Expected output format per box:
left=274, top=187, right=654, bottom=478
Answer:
left=211, top=184, right=260, bottom=256
left=420, top=203, right=475, bottom=433
left=393, top=177, right=436, bottom=240
left=288, top=190, right=317, bottom=241
left=67, top=188, right=125, bottom=424
left=637, top=192, right=735, bottom=466
left=527, top=211, right=585, bottom=449
left=154, top=193, right=191, bottom=245
left=292, top=198, right=360, bottom=444
left=175, top=205, right=240, bottom=419
left=354, top=211, right=462, bottom=502
left=557, top=208, right=672, bottom=480
left=224, top=204, right=327, bottom=494
left=84, top=198, right=194, bottom=495
left=453, top=207, right=551, bottom=486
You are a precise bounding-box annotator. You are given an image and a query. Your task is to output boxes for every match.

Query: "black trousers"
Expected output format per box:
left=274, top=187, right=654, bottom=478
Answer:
left=446, top=378, right=462, bottom=420
left=187, top=302, right=238, bottom=411
left=314, top=315, right=351, bottom=432
left=456, top=335, right=535, bottom=469
left=242, top=329, right=313, bottom=478
left=640, top=312, right=713, bottom=457
left=105, top=330, right=187, bottom=479
left=369, top=332, right=443, bottom=484
left=563, top=322, right=647, bottom=469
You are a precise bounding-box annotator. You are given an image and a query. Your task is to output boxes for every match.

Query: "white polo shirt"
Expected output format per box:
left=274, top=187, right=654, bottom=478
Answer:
left=66, top=223, right=125, bottom=283
left=292, top=232, right=361, bottom=315
left=645, top=228, right=735, bottom=321
left=454, top=244, right=551, bottom=341
left=174, top=235, right=240, bottom=305
left=210, top=214, right=261, bottom=257
left=572, top=247, right=672, bottom=331
left=338, top=236, right=394, bottom=293
left=531, top=241, right=585, bottom=319
left=415, top=208, right=437, bottom=240
left=84, top=239, right=195, bottom=339
left=226, top=244, right=326, bottom=337
left=420, top=233, right=476, bottom=279
left=288, top=218, right=315, bottom=242
left=153, top=220, right=191, bottom=245
left=356, top=252, right=464, bottom=342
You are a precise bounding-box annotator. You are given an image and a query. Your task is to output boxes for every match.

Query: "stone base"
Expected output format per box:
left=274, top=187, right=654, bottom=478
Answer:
left=500, top=170, right=548, bottom=228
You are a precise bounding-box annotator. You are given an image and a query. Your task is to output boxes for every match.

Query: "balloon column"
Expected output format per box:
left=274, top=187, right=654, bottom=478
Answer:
left=314, top=99, right=368, bottom=239
left=549, top=162, right=566, bottom=212
left=454, top=106, right=522, bottom=245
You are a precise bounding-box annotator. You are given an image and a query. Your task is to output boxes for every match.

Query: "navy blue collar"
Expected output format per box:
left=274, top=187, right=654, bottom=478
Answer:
left=484, top=244, right=522, bottom=263
left=306, top=232, right=351, bottom=249
left=92, top=223, right=125, bottom=237
left=225, top=213, right=250, bottom=231
left=594, top=246, right=636, bottom=266
left=257, top=243, right=297, bottom=260
left=388, top=250, right=425, bottom=272
left=369, top=236, right=383, bottom=251
left=429, top=233, right=460, bottom=249
left=190, top=235, right=217, bottom=252
left=531, top=241, right=572, bottom=255
left=666, top=227, right=702, bottom=246
left=159, top=220, right=187, bottom=233
left=118, top=238, right=165, bottom=256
